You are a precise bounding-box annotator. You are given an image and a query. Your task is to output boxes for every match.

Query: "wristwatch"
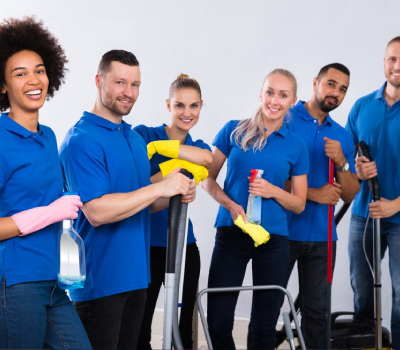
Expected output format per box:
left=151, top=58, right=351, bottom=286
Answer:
left=336, top=161, right=349, bottom=172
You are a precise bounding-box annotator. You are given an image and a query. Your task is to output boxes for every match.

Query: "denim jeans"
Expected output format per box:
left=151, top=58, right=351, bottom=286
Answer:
left=349, top=214, right=400, bottom=350
left=137, top=243, right=200, bottom=350
left=207, top=226, right=289, bottom=350
left=74, top=288, right=146, bottom=349
left=286, top=240, right=336, bottom=349
left=0, top=278, right=91, bottom=349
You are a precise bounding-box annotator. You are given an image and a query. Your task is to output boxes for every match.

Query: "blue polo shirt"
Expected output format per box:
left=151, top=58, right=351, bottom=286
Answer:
left=286, top=101, right=357, bottom=241
left=213, top=120, right=309, bottom=236
left=0, top=113, right=63, bottom=287
left=134, top=124, right=211, bottom=247
left=346, top=82, right=400, bottom=225
left=59, top=112, right=151, bottom=301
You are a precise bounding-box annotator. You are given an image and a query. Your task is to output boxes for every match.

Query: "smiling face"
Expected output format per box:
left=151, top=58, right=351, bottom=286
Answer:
left=96, top=61, right=141, bottom=118
left=313, top=68, right=349, bottom=113
left=384, top=42, right=400, bottom=88
left=1, top=50, right=49, bottom=115
left=260, top=74, right=297, bottom=123
left=166, top=88, right=202, bottom=133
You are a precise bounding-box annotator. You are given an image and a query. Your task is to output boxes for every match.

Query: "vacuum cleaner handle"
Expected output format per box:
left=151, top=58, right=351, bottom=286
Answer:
left=358, top=141, right=380, bottom=201
left=166, top=169, right=191, bottom=273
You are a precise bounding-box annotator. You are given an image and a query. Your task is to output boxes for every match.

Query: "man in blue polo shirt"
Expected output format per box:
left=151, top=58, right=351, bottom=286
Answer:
left=286, top=63, right=360, bottom=349
left=59, top=50, right=195, bottom=350
left=345, top=37, right=400, bottom=350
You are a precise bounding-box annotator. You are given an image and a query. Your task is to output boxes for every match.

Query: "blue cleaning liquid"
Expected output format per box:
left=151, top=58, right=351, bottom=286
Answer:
left=251, top=196, right=262, bottom=224
left=58, top=274, right=86, bottom=290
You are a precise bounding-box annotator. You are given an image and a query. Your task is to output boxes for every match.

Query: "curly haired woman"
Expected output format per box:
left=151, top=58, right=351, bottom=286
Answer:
left=0, top=17, right=91, bottom=349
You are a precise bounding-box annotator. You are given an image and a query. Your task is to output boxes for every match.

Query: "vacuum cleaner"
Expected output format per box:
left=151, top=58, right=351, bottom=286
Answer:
left=163, top=169, right=190, bottom=350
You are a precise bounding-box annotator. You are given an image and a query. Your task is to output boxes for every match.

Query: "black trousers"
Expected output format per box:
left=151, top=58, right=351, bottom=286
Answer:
left=137, top=243, right=201, bottom=350
left=74, top=288, right=146, bottom=350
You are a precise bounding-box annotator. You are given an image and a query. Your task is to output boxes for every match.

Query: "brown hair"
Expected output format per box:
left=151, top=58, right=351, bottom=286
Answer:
left=387, top=36, right=400, bottom=48
left=169, top=74, right=201, bottom=99
left=98, top=50, right=139, bottom=75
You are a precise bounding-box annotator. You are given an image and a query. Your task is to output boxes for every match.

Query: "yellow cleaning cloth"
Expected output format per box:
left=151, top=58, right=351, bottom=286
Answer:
left=234, top=215, right=270, bottom=247
left=147, top=140, right=180, bottom=160
left=159, top=159, right=209, bottom=185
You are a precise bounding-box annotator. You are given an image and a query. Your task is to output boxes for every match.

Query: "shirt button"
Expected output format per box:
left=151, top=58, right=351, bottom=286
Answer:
left=117, top=127, right=121, bottom=131
left=314, top=120, right=317, bottom=123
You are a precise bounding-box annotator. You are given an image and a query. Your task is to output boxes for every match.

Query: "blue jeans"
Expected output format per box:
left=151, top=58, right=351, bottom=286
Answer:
left=349, top=214, right=400, bottom=350
left=286, top=240, right=336, bottom=349
left=207, top=226, right=289, bottom=350
left=0, top=278, right=91, bottom=349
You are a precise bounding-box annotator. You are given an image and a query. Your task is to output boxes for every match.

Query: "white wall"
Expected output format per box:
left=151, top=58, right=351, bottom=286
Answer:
left=3, top=0, right=400, bottom=328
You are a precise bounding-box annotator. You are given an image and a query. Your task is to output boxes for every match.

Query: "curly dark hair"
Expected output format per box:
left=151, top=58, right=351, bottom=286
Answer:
left=0, top=16, right=68, bottom=111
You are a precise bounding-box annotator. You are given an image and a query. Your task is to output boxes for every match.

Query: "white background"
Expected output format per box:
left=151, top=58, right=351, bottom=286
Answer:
left=3, top=0, right=400, bottom=328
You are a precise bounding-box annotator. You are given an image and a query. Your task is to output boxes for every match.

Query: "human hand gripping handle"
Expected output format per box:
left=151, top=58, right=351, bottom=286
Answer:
left=12, top=195, right=83, bottom=236
left=147, top=140, right=180, bottom=160
left=159, top=159, right=208, bottom=185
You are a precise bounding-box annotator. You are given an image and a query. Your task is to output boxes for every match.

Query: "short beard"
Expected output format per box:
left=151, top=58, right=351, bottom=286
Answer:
left=101, top=97, right=134, bottom=117
left=315, top=96, right=339, bottom=113
left=388, top=77, right=400, bottom=89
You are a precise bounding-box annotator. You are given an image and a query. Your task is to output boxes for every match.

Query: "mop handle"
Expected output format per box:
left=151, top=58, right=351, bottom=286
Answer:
left=327, top=159, right=334, bottom=284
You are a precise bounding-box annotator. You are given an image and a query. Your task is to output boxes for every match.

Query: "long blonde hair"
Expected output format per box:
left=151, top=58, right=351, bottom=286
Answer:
left=231, top=69, right=297, bottom=152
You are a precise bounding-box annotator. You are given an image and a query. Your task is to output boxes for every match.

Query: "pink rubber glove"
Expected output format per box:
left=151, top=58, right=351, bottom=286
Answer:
left=12, top=195, right=83, bottom=236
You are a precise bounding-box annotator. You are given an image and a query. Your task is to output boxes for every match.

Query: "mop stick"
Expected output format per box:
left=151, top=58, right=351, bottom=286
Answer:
left=326, top=158, right=334, bottom=349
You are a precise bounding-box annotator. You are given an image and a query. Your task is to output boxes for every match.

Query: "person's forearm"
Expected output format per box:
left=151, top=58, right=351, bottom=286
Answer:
left=150, top=172, right=164, bottom=184
left=0, top=217, right=21, bottom=240
left=201, top=177, right=236, bottom=212
left=336, top=172, right=360, bottom=203
left=307, top=187, right=321, bottom=202
left=271, top=186, right=306, bottom=214
left=178, top=145, right=213, bottom=168
left=83, top=182, right=164, bottom=227
left=150, top=197, right=170, bottom=213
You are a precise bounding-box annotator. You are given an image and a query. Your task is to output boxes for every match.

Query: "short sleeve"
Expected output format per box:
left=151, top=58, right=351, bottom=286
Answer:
left=192, top=139, right=211, bottom=152
left=61, top=137, right=111, bottom=203
left=212, top=121, right=238, bottom=157
left=291, top=138, right=309, bottom=176
left=345, top=101, right=360, bottom=146
left=133, top=124, right=151, bottom=144
left=342, top=130, right=357, bottom=174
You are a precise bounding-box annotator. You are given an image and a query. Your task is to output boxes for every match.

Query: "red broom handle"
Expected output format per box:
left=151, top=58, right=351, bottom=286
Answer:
left=327, top=159, right=334, bottom=284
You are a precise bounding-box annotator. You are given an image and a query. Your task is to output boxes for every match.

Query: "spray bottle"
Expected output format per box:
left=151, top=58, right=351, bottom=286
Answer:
left=246, top=169, right=264, bottom=225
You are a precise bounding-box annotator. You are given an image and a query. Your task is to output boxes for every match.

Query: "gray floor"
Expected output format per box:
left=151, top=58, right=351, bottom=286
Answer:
left=151, top=310, right=292, bottom=349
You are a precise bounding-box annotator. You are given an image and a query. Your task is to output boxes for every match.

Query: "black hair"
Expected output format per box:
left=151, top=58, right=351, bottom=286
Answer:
left=317, top=63, right=350, bottom=81
left=0, top=16, right=68, bottom=112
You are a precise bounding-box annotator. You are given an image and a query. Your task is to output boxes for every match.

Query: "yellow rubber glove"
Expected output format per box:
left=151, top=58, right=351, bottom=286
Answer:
left=159, top=159, right=209, bottom=185
left=147, top=140, right=180, bottom=160
left=234, top=215, right=270, bottom=247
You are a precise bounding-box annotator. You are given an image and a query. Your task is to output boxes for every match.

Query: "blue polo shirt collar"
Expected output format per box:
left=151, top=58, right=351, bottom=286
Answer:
left=81, top=111, right=132, bottom=131
left=276, top=122, right=289, bottom=138
left=0, top=113, right=44, bottom=138
left=153, top=123, right=194, bottom=145
left=294, top=100, right=332, bottom=126
left=374, top=82, right=387, bottom=100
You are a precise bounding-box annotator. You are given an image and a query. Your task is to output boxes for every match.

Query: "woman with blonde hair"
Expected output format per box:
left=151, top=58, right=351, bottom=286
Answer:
left=202, top=69, right=309, bottom=349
